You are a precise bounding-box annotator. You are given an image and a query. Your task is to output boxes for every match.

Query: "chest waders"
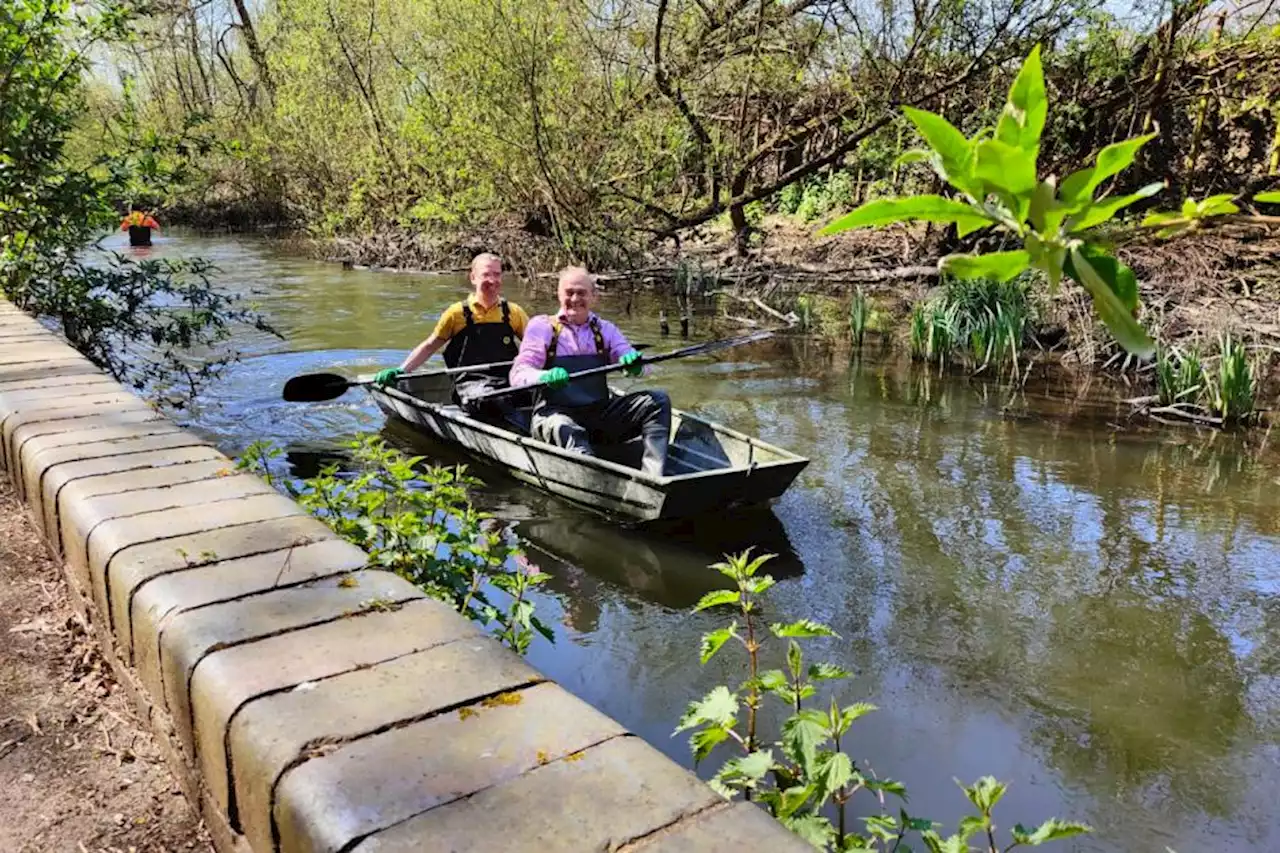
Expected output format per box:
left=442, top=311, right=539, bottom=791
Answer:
left=441, top=299, right=520, bottom=391
left=536, top=317, right=610, bottom=410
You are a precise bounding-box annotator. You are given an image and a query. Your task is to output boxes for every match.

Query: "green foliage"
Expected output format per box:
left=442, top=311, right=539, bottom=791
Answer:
left=848, top=288, right=870, bottom=349
left=678, top=548, right=1090, bottom=851
left=235, top=436, right=552, bottom=653
left=1207, top=332, right=1257, bottom=425
left=821, top=46, right=1280, bottom=361
left=1, top=0, right=274, bottom=405
left=1154, top=344, right=1204, bottom=406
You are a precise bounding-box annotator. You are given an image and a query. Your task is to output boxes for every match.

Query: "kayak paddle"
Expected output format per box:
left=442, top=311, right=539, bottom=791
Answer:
left=283, top=344, right=654, bottom=403
left=470, top=329, right=776, bottom=403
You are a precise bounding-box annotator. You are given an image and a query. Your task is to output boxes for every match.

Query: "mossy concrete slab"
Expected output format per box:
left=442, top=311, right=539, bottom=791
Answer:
left=158, top=570, right=423, bottom=758
left=192, top=596, right=479, bottom=816
left=122, top=515, right=341, bottom=676
left=40, top=445, right=227, bottom=540
left=124, top=536, right=362, bottom=670
left=350, top=735, right=723, bottom=853
left=271, top=681, right=624, bottom=853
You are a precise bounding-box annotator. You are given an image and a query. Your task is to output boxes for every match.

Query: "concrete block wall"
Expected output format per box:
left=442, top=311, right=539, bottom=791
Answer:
left=0, top=299, right=809, bottom=853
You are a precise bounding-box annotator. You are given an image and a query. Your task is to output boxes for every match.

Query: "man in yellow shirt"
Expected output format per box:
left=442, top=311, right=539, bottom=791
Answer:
left=372, top=253, right=530, bottom=418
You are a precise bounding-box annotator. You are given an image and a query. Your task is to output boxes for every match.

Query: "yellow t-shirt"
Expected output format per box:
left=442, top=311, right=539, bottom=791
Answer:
left=431, top=296, right=529, bottom=341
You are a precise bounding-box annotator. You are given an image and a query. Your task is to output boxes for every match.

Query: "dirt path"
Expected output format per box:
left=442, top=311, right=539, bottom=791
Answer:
left=0, top=481, right=211, bottom=853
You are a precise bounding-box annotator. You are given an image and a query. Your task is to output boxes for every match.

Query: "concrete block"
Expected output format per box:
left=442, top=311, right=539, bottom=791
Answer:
left=271, top=681, right=624, bottom=853
left=192, top=596, right=480, bottom=815
left=635, top=801, right=811, bottom=852
left=0, top=391, right=143, bottom=441
left=123, top=534, right=360, bottom=666
left=0, top=365, right=106, bottom=396
left=21, top=430, right=212, bottom=507
left=40, top=445, right=226, bottom=539
left=0, top=357, right=94, bottom=389
left=7, top=408, right=168, bottom=473
left=80, top=491, right=306, bottom=621
left=158, top=570, right=423, bottom=758
left=122, top=514, right=343, bottom=677
left=0, top=342, right=79, bottom=365
left=351, top=735, right=723, bottom=853
left=14, top=422, right=184, bottom=498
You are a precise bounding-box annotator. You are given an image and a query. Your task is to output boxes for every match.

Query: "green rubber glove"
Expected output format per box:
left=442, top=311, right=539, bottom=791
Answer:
left=373, top=367, right=404, bottom=387
left=539, top=366, right=570, bottom=390
left=619, top=350, right=643, bottom=377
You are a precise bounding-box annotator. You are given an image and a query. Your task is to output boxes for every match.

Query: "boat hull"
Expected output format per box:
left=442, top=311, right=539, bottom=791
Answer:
left=369, top=378, right=808, bottom=523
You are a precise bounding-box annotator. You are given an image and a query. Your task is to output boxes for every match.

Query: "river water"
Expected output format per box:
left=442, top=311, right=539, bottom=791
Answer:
left=112, top=231, right=1280, bottom=851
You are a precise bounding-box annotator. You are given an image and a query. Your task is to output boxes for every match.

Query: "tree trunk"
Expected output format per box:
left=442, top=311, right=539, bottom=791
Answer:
left=231, top=0, right=274, bottom=102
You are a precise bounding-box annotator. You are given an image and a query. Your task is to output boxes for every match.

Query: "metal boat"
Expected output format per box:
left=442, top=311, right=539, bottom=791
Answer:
left=369, top=373, right=809, bottom=522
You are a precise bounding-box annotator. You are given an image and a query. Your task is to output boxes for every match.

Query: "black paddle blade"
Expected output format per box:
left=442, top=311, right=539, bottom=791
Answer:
left=282, top=372, right=356, bottom=402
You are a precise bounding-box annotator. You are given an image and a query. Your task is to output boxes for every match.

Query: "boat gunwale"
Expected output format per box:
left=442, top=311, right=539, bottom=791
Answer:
left=370, top=384, right=810, bottom=487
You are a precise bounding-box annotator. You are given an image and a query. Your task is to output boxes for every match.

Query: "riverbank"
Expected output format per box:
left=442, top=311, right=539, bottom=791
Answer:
left=241, top=214, right=1280, bottom=428
left=0, top=483, right=212, bottom=853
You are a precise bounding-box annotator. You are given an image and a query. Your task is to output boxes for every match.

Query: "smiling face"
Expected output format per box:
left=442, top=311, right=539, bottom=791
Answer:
left=557, top=267, right=597, bottom=325
left=470, top=255, right=503, bottom=307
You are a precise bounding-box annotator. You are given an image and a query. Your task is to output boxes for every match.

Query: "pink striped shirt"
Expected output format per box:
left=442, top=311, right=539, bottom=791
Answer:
left=509, top=311, right=639, bottom=387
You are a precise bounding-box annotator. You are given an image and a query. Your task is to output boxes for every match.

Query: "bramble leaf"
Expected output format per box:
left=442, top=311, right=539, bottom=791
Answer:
left=820, top=196, right=991, bottom=235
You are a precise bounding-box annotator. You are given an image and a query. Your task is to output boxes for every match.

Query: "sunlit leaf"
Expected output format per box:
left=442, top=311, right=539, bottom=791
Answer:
left=1059, top=133, right=1157, bottom=206
left=782, top=813, right=838, bottom=849
left=787, top=639, right=803, bottom=678
left=1067, top=244, right=1138, bottom=311
left=782, top=709, right=828, bottom=774
left=675, top=686, right=739, bottom=732
left=958, top=814, right=988, bottom=840
left=775, top=784, right=817, bottom=820
left=1254, top=190, right=1280, bottom=204
left=1012, top=818, right=1093, bottom=845
left=974, top=139, right=1037, bottom=196
left=838, top=702, right=878, bottom=733
left=1065, top=247, right=1154, bottom=358
left=808, top=662, right=852, bottom=681
left=960, top=776, right=1007, bottom=813
left=939, top=250, right=1030, bottom=282
left=1196, top=193, right=1239, bottom=216
left=717, top=749, right=775, bottom=788
left=699, top=623, right=737, bottom=663
left=772, top=619, right=839, bottom=638
left=819, top=196, right=991, bottom=235
left=814, top=751, right=855, bottom=802
left=694, top=588, right=740, bottom=612
left=996, top=45, right=1047, bottom=152
left=755, top=669, right=788, bottom=693
left=902, top=106, right=977, bottom=195
left=1069, top=182, right=1164, bottom=232
left=690, top=724, right=730, bottom=762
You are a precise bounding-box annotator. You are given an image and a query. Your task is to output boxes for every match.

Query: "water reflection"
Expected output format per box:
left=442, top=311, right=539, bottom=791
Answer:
left=138, top=231, right=1280, bottom=853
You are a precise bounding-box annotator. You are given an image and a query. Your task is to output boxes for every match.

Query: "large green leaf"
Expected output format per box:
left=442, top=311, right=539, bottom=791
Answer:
left=820, top=196, right=990, bottom=235
left=814, top=751, right=855, bottom=802
left=902, top=106, right=976, bottom=194
left=772, top=619, right=838, bottom=638
left=1011, top=819, right=1094, bottom=845
left=1067, top=244, right=1138, bottom=311
left=939, top=250, right=1030, bottom=282
left=1059, top=134, right=1157, bottom=206
left=675, top=686, right=739, bottom=732
left=782, top=709, right=828, bottom=775
left=781, top=813, right=837, bottom=849
left=699, top=623, right=737, bottom=663
left=1068, top=182, right=1164, bottom=232
left=1066, top=246, right=1155, bottom=358
left=693, top=588, right=740, bottom=612
left=996, top=45, right=1047, bottom=152
left=1254, top=190, right=1280, bottom=204
left=974, top=139, right=1037, bottom=196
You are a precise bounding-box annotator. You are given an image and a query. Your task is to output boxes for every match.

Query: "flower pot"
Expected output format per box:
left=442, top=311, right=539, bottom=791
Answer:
left=128, top=225, right=153, bottom=246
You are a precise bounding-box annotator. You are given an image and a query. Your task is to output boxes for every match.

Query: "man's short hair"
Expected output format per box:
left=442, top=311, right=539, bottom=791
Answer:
left=558, top=265, right=595, bottom=289
left=471, top=252, right=502, bottom=272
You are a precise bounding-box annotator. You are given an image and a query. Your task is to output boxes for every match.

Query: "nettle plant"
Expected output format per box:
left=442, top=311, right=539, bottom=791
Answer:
left=236, top=436, right=553, bottom=654
left=677, top=550, right=1089, bottom=852
left=820, top=45, right=1280, bottom=360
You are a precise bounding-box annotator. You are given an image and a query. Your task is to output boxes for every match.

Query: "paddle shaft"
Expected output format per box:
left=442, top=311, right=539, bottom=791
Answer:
left=468, top=331, right=774, bottom=403
left=363, top=342, right=654, bottom=388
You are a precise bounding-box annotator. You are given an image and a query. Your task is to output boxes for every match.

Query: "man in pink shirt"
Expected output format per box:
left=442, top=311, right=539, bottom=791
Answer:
left=510, top=266, right=671, bottom=477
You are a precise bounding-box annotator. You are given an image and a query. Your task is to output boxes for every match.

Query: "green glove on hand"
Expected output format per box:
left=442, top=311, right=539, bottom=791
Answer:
left=619, top=350, right=644, bottom=377
left=539, top=366, right=570, bottom=390
left=373, top=367, right=404, bottom=387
